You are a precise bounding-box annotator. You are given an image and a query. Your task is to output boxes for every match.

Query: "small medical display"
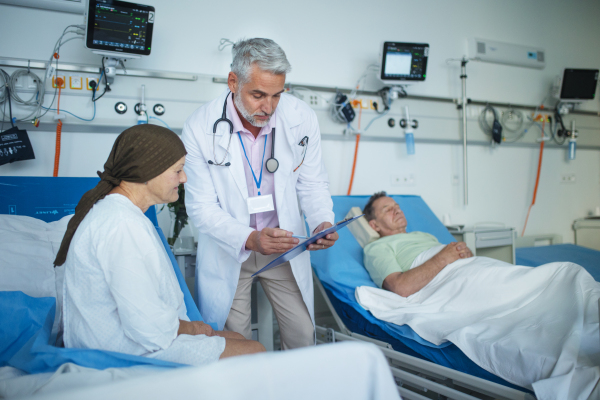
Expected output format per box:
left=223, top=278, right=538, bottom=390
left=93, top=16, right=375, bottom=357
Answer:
left=380, top=42, right=429, bottom=82
left=559, top=69, right=599, bottom=100
left=85, top=0, right=154, bottom=56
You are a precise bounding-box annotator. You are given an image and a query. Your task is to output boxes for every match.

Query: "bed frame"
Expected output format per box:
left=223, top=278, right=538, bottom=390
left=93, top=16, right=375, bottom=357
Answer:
left=313, top=272, right=536, bottom=400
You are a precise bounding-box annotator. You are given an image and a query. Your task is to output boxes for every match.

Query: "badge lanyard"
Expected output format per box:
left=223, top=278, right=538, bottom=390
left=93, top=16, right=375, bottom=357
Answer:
left=237, top=132, right=268, bottom=195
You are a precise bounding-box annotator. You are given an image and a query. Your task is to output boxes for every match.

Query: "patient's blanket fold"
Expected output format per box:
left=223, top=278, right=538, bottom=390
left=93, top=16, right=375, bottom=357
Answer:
left=356, top=254, right=600, bottom=400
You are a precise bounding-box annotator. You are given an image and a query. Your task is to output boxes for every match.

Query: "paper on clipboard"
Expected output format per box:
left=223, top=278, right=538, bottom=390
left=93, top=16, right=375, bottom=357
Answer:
left=252, top=214, right=364, bottom=277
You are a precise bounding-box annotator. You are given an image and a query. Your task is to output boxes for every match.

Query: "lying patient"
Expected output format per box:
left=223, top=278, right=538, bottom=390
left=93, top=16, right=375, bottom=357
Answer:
left=363, top=192, right=473, bottom=297
left=54, top=125, right=264, bottom=366
left=359, top=192, right=600, bottom=398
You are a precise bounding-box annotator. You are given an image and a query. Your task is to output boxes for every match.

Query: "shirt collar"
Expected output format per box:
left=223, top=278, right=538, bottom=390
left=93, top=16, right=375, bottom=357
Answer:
left=226, top=92, right=277, bottom=138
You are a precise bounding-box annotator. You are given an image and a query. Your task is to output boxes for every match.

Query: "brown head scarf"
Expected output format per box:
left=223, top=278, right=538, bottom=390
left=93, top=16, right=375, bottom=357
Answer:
left=54, top=124, right=187, bottom=266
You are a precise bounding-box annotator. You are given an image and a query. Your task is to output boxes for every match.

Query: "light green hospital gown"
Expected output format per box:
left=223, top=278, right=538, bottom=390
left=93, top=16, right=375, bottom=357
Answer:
left=363, top=232, right=440, bottom=287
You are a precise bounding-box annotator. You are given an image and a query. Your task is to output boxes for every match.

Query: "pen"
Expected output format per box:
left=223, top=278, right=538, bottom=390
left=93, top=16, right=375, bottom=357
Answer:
left=292, top=235, right=308, bottom=239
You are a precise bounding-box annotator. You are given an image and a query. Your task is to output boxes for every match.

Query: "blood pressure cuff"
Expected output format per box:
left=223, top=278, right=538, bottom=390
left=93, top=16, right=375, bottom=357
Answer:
left=0, top=126, right=35, bottom=166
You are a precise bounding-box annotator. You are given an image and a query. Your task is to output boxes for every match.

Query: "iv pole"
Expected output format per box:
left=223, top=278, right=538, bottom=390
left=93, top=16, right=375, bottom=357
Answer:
left=460, top=57, right=469, bottom=206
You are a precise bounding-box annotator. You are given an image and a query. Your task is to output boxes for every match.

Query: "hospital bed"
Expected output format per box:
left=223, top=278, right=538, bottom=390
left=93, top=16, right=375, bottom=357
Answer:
left=516, top=242, right=600, bottom=281
left=311, top=195, right=538, bottom=400
left=0, top=177, right=399, bottom=400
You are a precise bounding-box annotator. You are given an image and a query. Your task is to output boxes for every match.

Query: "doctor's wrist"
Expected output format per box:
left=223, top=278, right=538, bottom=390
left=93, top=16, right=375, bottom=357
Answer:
left=245, top=231, right=259, bottom=252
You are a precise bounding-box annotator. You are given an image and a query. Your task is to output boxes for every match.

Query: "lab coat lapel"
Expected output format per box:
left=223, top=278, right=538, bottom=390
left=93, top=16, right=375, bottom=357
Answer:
left=274, top=97, right=302, bottom=215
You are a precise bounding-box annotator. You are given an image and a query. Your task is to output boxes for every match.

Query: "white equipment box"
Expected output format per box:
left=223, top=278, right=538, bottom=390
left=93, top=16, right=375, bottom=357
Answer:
left=469, top=38, right=545, bottom=69
left=447, top=226, right=516, bottom=264
left=573, top=218, right=600, bottom=251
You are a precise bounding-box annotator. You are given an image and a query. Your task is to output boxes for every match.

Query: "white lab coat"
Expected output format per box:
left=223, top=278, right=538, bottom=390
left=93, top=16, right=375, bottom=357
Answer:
left=182, top=90, right=335, bottom=330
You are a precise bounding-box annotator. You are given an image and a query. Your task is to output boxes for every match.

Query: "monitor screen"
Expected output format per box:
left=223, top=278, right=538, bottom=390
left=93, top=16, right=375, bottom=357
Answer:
left=85, top=0, right=154, bottom=57
left=560, top=69, right=599, bottom=100
left=380, top=42, right=429, bottom=82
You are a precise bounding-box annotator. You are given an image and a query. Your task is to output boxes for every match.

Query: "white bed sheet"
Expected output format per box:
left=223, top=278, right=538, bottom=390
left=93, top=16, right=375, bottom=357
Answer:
left=356, top=248, right=600, bottom=400
left=2, top=342, right=400, bottom=400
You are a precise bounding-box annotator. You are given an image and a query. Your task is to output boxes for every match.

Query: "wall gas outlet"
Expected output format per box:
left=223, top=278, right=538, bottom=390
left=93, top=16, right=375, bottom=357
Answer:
left=391, top=174, right=416, bottom=186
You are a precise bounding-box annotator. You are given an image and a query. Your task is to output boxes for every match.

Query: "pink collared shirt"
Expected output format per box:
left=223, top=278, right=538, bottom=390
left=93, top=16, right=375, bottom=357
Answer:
left=227, top=94, right=279, bottom=233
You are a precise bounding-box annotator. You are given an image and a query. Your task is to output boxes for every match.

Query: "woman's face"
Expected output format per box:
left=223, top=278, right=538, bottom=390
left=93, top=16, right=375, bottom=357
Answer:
left=146, top=156, right=187, bottom=204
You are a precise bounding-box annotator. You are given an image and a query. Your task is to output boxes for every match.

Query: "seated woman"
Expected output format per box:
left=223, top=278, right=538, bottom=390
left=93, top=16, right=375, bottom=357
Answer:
left=54, top=125, right=264, bottom=366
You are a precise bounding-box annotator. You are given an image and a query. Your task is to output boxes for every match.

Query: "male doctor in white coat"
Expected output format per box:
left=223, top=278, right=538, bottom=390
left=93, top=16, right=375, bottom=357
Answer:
left=182, top=38, right=338, bottom=349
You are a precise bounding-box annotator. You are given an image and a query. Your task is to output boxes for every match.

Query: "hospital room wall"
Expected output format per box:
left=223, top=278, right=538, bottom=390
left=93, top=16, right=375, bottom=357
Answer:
left=1, top=0, right=600, bottom=243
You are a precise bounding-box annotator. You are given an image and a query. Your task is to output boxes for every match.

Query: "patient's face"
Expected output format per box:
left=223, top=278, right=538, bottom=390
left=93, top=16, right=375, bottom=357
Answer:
left=370, top=197, right=407, bottom=236
left=146, top=156, right=187, bottom=205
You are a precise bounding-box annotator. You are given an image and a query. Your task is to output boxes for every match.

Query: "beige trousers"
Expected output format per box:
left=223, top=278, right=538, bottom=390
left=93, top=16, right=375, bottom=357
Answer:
left=224, top=251, right=314, bottom=350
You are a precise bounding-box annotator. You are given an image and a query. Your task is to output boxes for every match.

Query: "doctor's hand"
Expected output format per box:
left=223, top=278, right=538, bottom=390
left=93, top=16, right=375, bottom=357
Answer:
left=246, top=228, right=299, bottom=255
left=308, top=222, right=339, bottom=251
left=178, top=320, right=216, bottom=337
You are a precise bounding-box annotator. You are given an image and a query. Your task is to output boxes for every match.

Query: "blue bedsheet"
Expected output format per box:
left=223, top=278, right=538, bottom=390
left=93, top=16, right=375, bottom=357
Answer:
left=517, top=244, right=600, bottom=281
left=0, top=176, right=212, bottom=374
left=311, top=195, right=455, bottom=348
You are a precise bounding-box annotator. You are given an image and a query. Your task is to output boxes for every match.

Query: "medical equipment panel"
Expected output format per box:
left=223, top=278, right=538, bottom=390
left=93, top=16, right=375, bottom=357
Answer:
left=85, top=0, right=155, bottom=57
left=379, top=42, right=429, bottom=84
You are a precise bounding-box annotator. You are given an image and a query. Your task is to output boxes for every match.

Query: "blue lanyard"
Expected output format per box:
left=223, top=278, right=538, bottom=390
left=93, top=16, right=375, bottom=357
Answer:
left=237, top=132, right=268, bottom=195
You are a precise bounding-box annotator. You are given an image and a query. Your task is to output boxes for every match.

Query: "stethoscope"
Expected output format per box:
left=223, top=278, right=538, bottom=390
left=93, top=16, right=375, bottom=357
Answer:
left=209, top=92, right=279, bottom=173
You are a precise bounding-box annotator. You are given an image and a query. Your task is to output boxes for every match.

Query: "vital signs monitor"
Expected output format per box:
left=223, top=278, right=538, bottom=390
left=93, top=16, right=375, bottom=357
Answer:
left=380, top=42, right=429, bottom=84
left=85, top=0, right=155, bottom=58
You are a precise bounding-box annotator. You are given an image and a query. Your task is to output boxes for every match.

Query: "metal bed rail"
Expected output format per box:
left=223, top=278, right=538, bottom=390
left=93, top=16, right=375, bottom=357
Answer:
left=316, top=326, right=535, bottom=400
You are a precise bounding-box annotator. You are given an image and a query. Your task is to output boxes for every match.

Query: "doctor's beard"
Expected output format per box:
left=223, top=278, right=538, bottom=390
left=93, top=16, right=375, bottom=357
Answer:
left=234, top=92, right=273, bottom=128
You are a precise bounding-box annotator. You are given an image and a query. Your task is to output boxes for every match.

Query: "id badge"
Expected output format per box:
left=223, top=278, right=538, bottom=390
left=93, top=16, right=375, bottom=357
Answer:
left=247, top=194, right=275, bottom=214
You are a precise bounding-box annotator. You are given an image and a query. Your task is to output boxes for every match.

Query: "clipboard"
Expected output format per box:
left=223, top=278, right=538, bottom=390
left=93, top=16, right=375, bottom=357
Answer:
left=252, top=214, right=364, bottom=277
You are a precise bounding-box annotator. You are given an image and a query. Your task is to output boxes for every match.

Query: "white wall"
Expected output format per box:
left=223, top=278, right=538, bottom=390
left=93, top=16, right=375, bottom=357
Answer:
left=1, top=0, right=600, bottom=243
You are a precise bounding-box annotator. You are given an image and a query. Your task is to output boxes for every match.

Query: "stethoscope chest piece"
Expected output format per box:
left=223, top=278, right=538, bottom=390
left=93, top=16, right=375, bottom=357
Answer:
left=265, top=157, right=279, bottom=173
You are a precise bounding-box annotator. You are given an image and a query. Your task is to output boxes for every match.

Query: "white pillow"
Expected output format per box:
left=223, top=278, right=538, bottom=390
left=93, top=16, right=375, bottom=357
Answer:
left=345, top=207, right=380, bottom=248
left=0, top=214, right=72, bottom=345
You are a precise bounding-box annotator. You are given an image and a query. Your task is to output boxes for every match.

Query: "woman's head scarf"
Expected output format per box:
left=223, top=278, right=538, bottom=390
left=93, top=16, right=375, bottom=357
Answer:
left=54, top=124, right=187, bottom=266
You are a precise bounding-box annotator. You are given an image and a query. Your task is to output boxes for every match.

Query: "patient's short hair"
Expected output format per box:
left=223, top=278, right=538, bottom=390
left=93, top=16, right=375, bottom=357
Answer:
left=363, top=191, right=387, bottom=221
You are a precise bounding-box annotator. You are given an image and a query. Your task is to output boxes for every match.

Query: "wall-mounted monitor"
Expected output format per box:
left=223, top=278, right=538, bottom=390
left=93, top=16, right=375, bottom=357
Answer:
left=85, top=0, right=154, bottom=59
left=557, top=68, right=599, bottom=102
left=380, top=42, right=429, bottom=85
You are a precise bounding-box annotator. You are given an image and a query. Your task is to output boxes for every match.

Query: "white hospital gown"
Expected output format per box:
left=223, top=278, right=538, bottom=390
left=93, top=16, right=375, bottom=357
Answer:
left=63, top=194, right=225, bottom=366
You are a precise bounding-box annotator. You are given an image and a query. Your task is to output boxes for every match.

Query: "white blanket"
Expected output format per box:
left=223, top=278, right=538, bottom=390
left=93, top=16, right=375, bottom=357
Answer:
left=356, top=248, right=600, bottom=400
left=2, top=343, right=400, bottom=400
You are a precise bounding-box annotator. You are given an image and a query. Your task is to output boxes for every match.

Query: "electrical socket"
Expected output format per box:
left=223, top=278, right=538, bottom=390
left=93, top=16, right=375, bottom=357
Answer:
left=86, top=77, right=99, bottom=91
left=560, top=173, right=576, bottom=183
left=306, top=94, right=320, bottom=107
left=452, top=174, right=460, bottom=186
left=391, top=174, right=416, bottom=186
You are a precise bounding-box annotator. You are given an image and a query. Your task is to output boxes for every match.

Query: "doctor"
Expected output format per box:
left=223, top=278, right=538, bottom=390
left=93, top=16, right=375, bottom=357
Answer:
left=182, top=38, right=337, bottom=349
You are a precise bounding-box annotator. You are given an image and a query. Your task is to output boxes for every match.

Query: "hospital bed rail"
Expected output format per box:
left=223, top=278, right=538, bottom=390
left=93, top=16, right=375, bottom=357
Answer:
left=313, top=273, right=536, bottom=400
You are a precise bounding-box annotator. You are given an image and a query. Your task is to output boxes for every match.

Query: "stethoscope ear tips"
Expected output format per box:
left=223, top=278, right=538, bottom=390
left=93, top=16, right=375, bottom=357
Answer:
left=208, top=160, right=214, bottom=165
left=225, top=162, right=231, bottom=166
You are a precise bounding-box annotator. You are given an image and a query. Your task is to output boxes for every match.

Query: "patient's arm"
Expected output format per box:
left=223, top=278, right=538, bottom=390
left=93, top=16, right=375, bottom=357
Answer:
left=178, top=320, right=266, bottom=358
left=178, top=320, right=216, bottom=336
left=383, top=242, right=472, bottom=297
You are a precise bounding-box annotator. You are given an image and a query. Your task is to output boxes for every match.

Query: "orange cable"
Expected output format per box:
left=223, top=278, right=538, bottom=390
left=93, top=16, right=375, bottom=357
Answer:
left=53, top=78, right=63, bottom=177
left=347, top=133, right=361, bottom=195
left=521, top=117, right=545, bottom=236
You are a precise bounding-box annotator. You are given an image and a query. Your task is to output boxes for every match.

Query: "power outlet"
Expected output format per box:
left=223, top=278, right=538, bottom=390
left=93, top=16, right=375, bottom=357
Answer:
left=452, top=174, right=460, bottom=186
left=306, top=94, right=320, bottom=107
left=560, top=173, right=576, bottom=183
left=391, top=174, right=416, bottom=186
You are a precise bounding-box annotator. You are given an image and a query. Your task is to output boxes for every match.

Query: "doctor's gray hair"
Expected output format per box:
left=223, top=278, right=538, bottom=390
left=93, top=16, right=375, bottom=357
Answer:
left=231, top=38, right=291, bottom=85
